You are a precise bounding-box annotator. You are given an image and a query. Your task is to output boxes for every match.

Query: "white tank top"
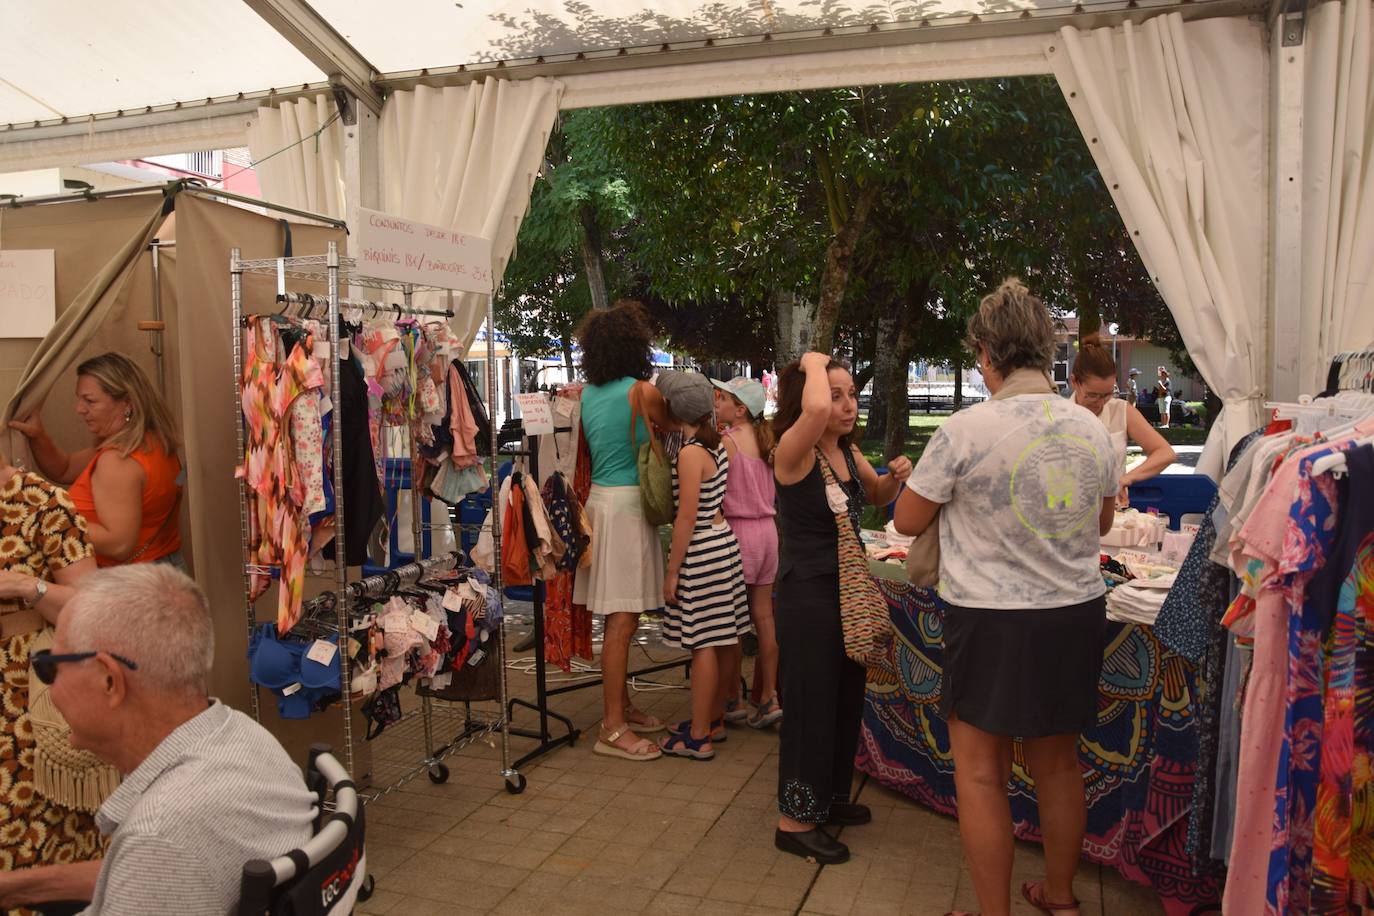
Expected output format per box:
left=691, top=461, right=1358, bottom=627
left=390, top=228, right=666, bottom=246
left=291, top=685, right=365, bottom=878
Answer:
left=1100, top=397, right=1129, bottom=478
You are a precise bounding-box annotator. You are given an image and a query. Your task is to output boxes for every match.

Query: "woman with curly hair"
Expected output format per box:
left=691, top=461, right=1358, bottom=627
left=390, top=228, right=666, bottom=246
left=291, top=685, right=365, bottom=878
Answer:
left=575, top=300, right=672, bottom=761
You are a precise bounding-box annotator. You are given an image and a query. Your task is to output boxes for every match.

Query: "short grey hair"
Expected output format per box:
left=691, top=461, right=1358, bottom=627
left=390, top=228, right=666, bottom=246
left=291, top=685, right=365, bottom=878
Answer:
left=965, top=277, right=1056, bottom=377
left=64, top=565, right=215, bottom=695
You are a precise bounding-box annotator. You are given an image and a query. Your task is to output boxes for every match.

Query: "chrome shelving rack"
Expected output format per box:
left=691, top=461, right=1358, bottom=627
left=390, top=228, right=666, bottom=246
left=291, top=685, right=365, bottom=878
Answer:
left=231, top=240, right=523, bottom=795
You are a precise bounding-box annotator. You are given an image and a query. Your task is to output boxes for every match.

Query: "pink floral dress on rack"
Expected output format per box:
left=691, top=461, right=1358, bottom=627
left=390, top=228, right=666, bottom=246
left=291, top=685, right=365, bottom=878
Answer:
left=239, top=316, right=324, bottom=634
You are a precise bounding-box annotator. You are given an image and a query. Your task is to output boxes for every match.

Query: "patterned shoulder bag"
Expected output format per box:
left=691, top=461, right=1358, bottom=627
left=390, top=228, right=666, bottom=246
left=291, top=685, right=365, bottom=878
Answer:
left=814, top=449, right=894, bottom=667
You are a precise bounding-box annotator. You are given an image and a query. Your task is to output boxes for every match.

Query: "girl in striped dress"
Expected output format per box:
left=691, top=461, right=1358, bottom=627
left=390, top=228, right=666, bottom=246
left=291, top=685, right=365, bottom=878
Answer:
left=655, top=371, right=751, bottom=760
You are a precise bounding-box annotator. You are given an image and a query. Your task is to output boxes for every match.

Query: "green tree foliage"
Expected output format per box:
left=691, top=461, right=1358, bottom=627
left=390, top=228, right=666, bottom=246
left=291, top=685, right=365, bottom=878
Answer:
left=497, top=77, right=1178, bottom=444
left=494, top=110, right=633, bottom=370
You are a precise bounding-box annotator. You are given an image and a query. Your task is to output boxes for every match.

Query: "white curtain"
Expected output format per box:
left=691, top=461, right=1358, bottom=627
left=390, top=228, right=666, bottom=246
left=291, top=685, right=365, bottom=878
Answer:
left=246, top=95, right=346, bottom=219
left=1302, top=0, right=1374, bottom=392
left=380, top=78, right=564, bottom=348
left=1047, top=15, right=1268, bottom=480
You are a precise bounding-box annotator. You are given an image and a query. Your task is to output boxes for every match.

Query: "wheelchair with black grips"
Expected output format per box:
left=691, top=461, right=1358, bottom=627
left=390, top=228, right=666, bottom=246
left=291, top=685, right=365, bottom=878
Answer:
left=236, top=744, right=373, bottom=916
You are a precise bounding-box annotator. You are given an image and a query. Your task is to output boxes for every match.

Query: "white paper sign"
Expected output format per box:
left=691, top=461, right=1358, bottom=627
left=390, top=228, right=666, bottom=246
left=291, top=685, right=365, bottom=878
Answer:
left=355, top=208, right=493, bottom=294
left=515, top=392, right=555, bottom=435
left=0, top=250, right=56, bottom=338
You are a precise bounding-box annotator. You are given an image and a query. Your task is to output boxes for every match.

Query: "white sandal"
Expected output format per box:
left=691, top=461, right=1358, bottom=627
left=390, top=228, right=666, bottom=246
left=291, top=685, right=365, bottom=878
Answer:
left=594, top=724, right=662, bottom=761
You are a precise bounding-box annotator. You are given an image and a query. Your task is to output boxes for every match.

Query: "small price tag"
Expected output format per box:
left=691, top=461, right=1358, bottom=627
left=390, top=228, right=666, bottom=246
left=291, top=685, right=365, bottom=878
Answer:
left=282, top=682, right=303, bottom=696
left=382, top=613, right=408, bottom=633
left=442, top=589, right=464, bottom=612
left=430, top=671, right=453, bottom=690
left=306, top=640, right=338, bottom=666
left=319, top=395, right=333, bottom=414
left=411, top=609, right=440, bottom=641
left=313, top=339, right=331, bottom=360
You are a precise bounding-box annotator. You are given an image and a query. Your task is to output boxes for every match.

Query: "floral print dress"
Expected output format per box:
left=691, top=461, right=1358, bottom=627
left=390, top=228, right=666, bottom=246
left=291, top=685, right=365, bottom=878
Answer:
left=0, top=472, right=100, bottom=886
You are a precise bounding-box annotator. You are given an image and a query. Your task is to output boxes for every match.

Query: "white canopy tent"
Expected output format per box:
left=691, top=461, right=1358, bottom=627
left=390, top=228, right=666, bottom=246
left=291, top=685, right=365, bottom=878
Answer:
left=2, top=0, right=1371, bottom=474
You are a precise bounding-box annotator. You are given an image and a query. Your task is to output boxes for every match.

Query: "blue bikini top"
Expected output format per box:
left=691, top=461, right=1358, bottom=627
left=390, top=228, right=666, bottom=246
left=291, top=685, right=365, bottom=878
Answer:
left=248, top=623, right=341, bottom=719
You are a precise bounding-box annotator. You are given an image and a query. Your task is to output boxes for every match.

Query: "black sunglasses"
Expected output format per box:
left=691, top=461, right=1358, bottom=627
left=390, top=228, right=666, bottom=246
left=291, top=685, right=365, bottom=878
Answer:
left=31, top=649, right=138, bottom=686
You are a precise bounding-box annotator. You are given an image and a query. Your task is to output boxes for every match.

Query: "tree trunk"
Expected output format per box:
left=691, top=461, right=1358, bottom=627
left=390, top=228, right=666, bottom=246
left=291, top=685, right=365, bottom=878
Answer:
left=773, top=289, right=814, bottom=367
left=1078, top=299, right=1102, bottom=340
left=562, top=337, right=576, bottom=379
left=809, top=184, right=879, bottom=354
left=882, top=305, right=922, bottom=461
left=866, top=298, right=902, bottom=444
left=579, top=202, right=610, bottom=311
left=953, top=356, right=964, bottom=411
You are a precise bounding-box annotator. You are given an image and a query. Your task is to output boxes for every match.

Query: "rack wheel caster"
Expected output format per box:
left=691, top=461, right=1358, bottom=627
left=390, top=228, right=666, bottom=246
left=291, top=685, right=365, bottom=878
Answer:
left=358, top=875, right=376, bottom=902
left=428, top=763, right=450, bottom=784
left=505, top=773, right=527, bottom=795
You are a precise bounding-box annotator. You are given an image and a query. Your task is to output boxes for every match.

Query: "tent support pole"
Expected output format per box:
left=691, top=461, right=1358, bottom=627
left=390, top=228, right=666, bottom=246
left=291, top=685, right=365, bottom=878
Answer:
left=1266, top=4, right=1306, bottom=401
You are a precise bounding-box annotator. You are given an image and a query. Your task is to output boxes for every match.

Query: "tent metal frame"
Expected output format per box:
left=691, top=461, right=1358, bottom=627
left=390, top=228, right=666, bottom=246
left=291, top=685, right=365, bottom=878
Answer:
left=1, top=0, right=1264, bottom=139
left=0, top=180, right=348, bottom=230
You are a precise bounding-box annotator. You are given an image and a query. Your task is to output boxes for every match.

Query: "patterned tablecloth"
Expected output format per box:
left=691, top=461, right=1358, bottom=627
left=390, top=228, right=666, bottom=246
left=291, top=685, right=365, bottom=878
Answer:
left=856, top=578, right=1221, bottom=914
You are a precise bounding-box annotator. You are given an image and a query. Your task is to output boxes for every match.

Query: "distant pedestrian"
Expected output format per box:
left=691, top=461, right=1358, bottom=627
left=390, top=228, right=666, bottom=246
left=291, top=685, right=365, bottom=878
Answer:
left=1156, top=367, right=1172, bottom=429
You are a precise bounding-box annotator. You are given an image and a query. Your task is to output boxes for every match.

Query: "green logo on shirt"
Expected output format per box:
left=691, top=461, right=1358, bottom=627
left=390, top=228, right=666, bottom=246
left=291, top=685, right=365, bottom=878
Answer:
left=1010, top=433, right=1101, bottom=539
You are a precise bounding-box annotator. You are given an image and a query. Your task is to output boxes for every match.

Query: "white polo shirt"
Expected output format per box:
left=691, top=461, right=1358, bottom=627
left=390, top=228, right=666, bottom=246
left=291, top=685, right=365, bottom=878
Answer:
left=907, top=394, right=1118, bottom=609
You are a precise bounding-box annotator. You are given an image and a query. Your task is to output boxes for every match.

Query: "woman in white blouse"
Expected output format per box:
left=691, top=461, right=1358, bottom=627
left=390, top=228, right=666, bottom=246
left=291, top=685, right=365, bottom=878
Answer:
left=1068, top=335, right=1175, bottom=505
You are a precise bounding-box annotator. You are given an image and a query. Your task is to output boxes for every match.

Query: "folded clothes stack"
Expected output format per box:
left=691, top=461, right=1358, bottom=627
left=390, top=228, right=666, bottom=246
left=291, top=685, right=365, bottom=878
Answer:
left=1105, top=573, right=1176, bottom=625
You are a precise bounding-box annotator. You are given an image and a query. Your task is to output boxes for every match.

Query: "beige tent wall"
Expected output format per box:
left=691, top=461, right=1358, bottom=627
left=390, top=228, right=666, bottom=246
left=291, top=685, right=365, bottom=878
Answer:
left=0, top=191, right=370, bottom=773
left=0, top=194, right=168, bottom=463
left=172, top=194, right=370, bottom=771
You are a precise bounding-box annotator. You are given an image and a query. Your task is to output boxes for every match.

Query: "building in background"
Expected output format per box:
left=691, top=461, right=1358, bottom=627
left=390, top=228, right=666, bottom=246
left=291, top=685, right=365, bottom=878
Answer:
left=0, top=148, right=258, bottom=200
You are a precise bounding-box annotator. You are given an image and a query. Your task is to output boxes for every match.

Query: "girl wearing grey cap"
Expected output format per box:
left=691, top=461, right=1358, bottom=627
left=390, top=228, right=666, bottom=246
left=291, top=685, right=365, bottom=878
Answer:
left=656, top=370, right=752, bottom=760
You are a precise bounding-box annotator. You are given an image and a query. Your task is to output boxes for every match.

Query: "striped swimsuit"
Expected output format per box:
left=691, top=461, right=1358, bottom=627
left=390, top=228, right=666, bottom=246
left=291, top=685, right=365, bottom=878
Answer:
left=663, top=439, right=752, bottom=650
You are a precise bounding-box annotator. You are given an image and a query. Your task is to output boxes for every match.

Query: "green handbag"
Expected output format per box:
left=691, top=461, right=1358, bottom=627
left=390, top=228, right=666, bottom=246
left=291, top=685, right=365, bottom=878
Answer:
left=637, top=439, right=675, bottom=527
left=629, top=381, right=675, bottom=527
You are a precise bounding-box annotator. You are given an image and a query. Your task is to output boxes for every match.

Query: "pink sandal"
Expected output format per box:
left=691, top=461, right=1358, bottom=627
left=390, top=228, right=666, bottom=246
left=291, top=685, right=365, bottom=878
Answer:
left=1021, top=881, right=1080, bottom=913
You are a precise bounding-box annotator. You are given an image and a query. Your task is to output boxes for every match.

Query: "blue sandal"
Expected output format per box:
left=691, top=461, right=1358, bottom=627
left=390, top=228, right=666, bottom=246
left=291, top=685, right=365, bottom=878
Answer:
left=666, top=717, right=726, bottom=742
left=659, top=730, right=715, bottom=760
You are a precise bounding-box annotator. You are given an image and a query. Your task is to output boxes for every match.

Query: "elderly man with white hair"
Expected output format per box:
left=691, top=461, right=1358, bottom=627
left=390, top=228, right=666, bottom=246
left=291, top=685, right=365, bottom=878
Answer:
left=0, top=564, right=315, bottom=915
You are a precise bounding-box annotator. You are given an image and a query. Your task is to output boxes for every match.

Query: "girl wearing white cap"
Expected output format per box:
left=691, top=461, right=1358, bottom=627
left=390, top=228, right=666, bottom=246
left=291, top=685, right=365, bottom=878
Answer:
left=712, top=376, right=782, bottom=729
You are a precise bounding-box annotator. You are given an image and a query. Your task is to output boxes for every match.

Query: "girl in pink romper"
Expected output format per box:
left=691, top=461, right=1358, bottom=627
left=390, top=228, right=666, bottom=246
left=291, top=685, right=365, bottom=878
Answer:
left=714, top=377, right=783, bottom=728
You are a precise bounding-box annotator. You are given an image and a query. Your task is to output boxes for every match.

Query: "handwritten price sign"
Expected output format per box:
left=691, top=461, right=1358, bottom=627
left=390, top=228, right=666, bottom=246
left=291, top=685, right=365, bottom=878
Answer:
left=0, top=250, right=56, bottom=338
left=355, top=208, right=493, bottom=294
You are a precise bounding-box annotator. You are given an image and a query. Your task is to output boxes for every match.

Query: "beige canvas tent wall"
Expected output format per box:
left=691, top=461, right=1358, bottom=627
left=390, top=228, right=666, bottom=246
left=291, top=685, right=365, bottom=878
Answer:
left=0, top=185, right=363, bottom=766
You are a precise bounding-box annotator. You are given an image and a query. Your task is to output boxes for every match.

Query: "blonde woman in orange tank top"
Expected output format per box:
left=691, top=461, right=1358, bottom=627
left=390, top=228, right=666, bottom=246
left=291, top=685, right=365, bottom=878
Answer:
left=10, top=352, right=184, bottom=567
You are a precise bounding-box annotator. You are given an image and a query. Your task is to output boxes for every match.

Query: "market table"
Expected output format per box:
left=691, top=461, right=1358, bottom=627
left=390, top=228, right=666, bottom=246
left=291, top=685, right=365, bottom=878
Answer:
left=855, top=573, right=1220, bottom=915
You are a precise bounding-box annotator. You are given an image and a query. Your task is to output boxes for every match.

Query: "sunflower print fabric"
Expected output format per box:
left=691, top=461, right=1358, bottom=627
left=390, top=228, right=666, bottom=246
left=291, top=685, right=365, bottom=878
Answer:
left=0, top=472, right=100, bottom=909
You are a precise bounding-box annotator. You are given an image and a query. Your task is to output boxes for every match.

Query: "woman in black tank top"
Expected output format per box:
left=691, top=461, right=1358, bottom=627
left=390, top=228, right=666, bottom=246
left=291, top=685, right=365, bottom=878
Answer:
left=770, top=353, right=911, bottom=865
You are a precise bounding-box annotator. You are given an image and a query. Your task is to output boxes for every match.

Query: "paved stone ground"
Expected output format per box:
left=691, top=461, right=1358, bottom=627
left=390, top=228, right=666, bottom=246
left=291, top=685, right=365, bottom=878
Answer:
left=354, top=634, right=1166, bottom=916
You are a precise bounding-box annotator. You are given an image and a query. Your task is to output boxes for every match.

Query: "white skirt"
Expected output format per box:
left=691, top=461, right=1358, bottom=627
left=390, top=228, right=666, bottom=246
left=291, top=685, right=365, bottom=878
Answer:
left=572, top=485, right=665, bottom=615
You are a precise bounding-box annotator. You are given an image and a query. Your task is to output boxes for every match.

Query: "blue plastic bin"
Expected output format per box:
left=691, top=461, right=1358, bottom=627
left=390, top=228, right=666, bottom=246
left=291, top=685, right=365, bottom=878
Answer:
left=1126, top=474, right=1218, bottom=530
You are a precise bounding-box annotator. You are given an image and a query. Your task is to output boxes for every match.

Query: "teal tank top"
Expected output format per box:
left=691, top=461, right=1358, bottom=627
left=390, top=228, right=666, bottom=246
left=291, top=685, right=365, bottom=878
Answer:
left=581, top=377, right=651, bottom=487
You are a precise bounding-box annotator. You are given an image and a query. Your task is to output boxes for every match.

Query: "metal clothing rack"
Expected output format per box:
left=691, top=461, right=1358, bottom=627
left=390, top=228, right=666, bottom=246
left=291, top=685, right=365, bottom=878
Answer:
left=1325, top=346, right=1374, bottom=394
left=500, top=431, right=691, bottom=773
left=231, top=242, right=524, bottom=795
left=342, top=554, right=507, bottom=801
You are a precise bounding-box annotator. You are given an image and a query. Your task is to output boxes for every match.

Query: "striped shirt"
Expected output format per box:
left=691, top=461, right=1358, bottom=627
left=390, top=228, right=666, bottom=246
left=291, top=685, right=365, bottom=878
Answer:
left=81, top=700, right=315, bottom=916
left=663, top=440, right=751, bottom=649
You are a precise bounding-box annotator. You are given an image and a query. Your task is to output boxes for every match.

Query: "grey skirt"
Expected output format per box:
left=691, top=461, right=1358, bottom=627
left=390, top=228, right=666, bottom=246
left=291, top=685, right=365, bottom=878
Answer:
left=939, top=596, right=1106, bottom=738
